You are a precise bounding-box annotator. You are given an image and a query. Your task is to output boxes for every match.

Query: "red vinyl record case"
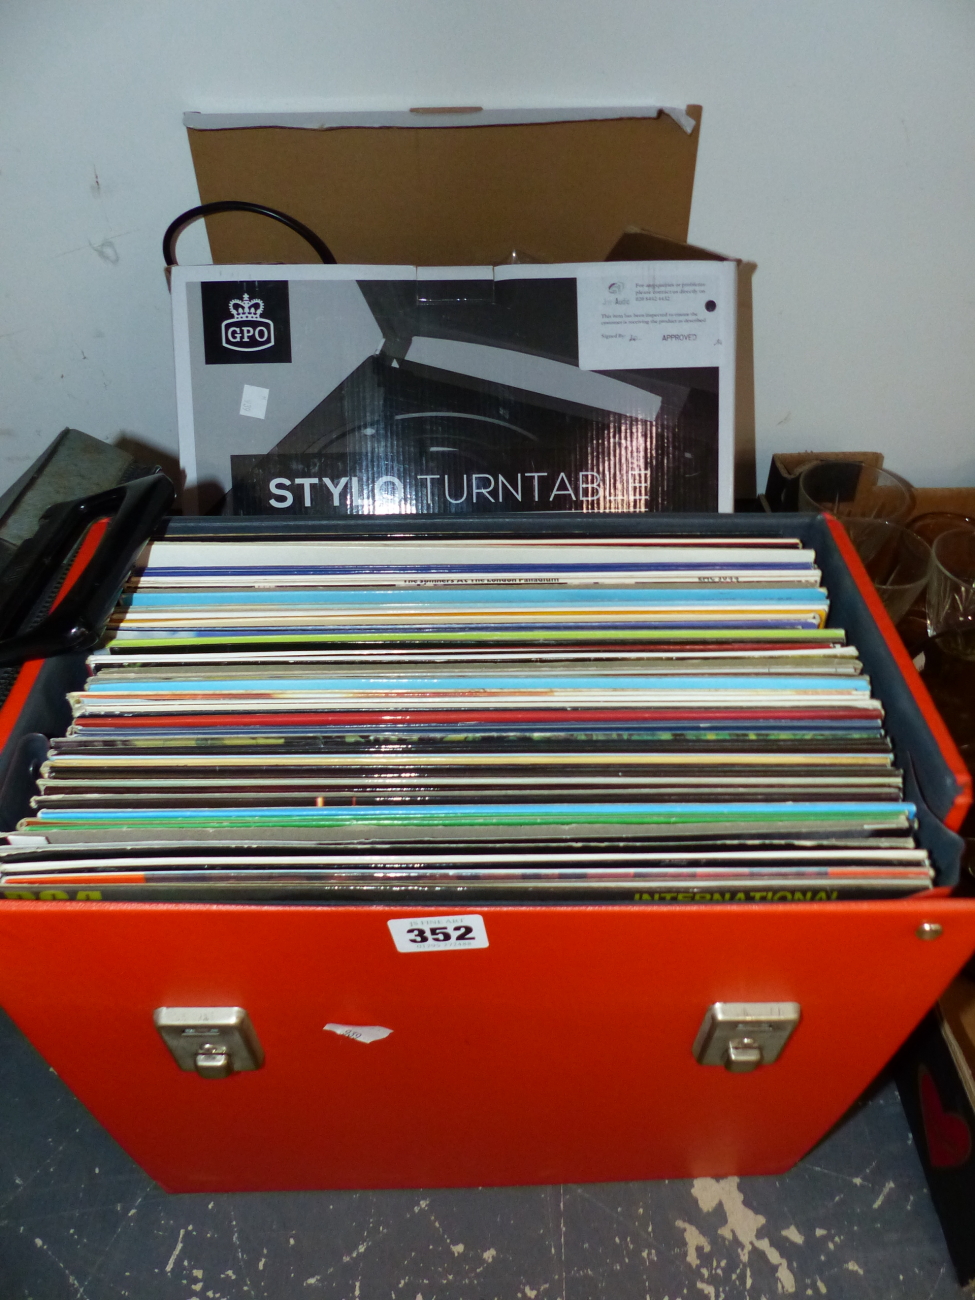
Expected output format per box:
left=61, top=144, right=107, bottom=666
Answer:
left=0, top=510, right=972, bottom=1193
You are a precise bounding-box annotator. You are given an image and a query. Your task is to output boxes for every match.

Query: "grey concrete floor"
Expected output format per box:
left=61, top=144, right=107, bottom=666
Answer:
left=0, top=1008, right=964, bottom=1300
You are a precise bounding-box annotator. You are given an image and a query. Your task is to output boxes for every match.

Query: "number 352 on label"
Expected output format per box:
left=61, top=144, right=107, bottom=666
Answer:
left=388, top=914, right=489, bottom=953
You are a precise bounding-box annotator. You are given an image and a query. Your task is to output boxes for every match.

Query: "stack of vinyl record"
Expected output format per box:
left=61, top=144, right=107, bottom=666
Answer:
left=0, top=535, right=933, bottom=904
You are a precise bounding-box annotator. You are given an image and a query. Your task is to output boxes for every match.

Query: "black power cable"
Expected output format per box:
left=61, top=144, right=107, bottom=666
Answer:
left=162, top=200, right=336, bottom=267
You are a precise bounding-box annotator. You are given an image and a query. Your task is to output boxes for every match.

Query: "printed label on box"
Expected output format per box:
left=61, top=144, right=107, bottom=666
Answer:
left=576, top=267, right=728, bottom=372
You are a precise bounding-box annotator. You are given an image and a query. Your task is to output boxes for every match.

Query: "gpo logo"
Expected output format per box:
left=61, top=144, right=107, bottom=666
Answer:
left=201, top=280, right=290, bottom=365
left=221, top=293, right=274, bottom=352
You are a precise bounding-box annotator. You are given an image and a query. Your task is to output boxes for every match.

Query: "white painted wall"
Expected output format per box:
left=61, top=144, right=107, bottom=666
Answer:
left=1, top=0, right=973, bottom=497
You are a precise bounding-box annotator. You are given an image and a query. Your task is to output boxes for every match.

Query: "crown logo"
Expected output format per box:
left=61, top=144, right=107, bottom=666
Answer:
left=227, top=293, right=265, bottom=320
left=221, top=290, right=275, bottom=352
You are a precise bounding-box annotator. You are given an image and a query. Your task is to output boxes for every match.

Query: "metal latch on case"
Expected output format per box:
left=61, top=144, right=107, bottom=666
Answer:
left=692, top=1002, right=801, bottom=1072
left=154, top=1007, right=264, bottom=1079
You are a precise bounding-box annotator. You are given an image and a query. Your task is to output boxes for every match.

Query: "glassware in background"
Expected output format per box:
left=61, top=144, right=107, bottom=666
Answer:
left=909, top=512, right=975, bottom=547
left=840, top=519, right=933, bottom=626
left=918, top=634, right=975, bottom=885
left=909, top=519, right=975, bottom=883
left=897, top=513, right=975, bottom=652
left=928, top=527, right=975, bottom=652
left=798, top=461, right=917, bottom=524
left=921, top=632, right=975, bottom=749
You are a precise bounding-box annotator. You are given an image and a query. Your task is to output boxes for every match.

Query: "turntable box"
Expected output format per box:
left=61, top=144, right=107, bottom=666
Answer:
left=173, top=107, right=746, bottom=515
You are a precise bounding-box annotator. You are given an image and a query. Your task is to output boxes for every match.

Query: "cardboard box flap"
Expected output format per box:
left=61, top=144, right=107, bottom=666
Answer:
left=183, top=106, right=699, bottom=133
left=185, top=107, right=702, bottom=267
left=606, top=228, right=731, bottom=264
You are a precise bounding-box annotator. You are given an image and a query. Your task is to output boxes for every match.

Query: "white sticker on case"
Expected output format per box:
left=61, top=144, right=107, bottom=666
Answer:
left=239, top=384, right=269, bottom=419
left=388, top=914, right=489, bottom=953
left=324, top=1023, right=393, bottom=1044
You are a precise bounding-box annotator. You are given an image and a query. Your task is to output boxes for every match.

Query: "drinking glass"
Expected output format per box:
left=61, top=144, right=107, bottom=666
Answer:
left=928, top=528, right=975, bottom=653
left=892, top=514, right=975, bottom=651
left=842, top=518, right=933, bottom=626
left=920, top=633, right=975, bottom=750
left=798, top=462, right=916, bottom=524
left=909, top=511, right=975, bottom=546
